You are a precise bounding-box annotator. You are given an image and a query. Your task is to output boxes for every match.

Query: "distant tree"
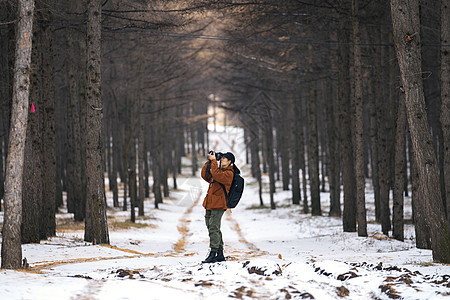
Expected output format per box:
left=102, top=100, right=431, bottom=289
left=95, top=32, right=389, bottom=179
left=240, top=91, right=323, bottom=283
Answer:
left=84, top=0, right=109, bottom=244
left=391, top=0, right=450, bottom=263
left=1, top=0, right=35, bottom=269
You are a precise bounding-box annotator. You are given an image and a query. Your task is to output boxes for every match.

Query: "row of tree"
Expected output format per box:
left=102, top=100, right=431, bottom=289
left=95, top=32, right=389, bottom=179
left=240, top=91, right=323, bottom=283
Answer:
left=209, top=0, right=449, bottom=262
left=0, top=0, right=449, bottom=269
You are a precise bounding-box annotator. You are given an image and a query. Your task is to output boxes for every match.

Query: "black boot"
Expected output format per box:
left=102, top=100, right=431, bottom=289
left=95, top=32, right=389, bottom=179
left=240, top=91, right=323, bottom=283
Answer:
left=202, top=251, right=217, bottom=263
left=214, top=250, right=225, bottom=262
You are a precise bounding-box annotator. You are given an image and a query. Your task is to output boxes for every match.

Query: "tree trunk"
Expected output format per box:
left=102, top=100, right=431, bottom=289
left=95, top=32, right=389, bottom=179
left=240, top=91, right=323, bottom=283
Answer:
left=152, top=152, right=162, bottom=208
left=66, top=31, right=84, bottom=222
left=298, top=96, right=308, bottom=213
left=393, top=91, right=406, bottom=241
left=291, top=97, right=301, bottom=206
left=1, top=0, right=35, bottom=269
left=325, top=80, right=340, bottom=217
left=352, top=0, right=367, bottom=236
left=22, top=22, right=42, bottom=244
left=377, top=49, right=392, bottom=235
left=391, top=0, right=450, bottom=262
left=369, top=79, right=381, bottom=222
left=129, top=169, right=136, bottom=223
left=110, top=117, right=119, bottom=207
left=441, top=0, right=450, bottom=219
left=411, top=151, right=431, bottom=249
left=84, top=0, right=109, bottom=244
left=138, top=100, right=145, bottom=216
left=279, top=108, right=290, bottom=191
left=308, top=87, right=321, bottom=216
left=40, top=10, right=56, bottom=238
left=338, top=4, right=357, bottom=232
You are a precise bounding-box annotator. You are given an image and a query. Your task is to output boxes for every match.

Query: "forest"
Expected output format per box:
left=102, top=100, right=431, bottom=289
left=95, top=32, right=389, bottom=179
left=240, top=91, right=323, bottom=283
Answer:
left=0, top=0, right=449, bottom=273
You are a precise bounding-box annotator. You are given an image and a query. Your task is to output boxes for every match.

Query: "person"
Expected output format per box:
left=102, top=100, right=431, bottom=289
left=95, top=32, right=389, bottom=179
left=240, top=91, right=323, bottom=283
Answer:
left=200, top=151, right=237, bottom=263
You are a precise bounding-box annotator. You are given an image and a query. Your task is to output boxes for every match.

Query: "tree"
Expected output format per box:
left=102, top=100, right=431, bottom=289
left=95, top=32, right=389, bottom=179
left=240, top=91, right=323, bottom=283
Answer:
left=390, top=0, right=450, bottom=262
left=338, top=1, right=357, bottom=232
left=393, top=91, right=406, bottom=241
left=308, top=87, right=321, bottom=216
left=1, top=0, right=35, bottom=269
left=84, top=0, right=109, bottom=244
left=441, top=0, right=450, bottom=219
left=352, top=0, right=367, bottom=236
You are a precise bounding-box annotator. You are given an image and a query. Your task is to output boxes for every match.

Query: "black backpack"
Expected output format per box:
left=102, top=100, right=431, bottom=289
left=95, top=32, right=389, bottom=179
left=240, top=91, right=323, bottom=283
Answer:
left=219, top=168, right=244, bottom=209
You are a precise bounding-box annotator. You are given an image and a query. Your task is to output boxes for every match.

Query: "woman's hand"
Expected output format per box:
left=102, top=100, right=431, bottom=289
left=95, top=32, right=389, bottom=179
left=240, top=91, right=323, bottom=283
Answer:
left=208, top=151, right=216, bottom=161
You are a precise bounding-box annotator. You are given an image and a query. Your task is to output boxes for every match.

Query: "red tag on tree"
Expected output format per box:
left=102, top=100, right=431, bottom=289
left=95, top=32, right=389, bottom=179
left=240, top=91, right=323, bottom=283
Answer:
left=31, top=103, right=35, bottom=113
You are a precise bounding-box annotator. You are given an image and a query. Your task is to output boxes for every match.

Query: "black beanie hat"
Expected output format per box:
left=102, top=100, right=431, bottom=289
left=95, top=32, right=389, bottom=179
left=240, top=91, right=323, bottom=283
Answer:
left=223, top=152, right=235, bottom=164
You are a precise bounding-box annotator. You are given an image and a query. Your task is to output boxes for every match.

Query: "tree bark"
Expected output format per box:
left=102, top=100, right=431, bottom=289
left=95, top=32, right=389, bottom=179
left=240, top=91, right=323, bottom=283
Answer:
left=129, top=169, right=135, bottom=223
left=22, top=21, right=41, bottom=244
left=1, top=0, right=35, bottom=269
left=338, top=3, right=357, bottom=232
left=352, top=0, right=367, bottom=236
left=325, top=80, right=340, bottom=217
left=291, top=96, right=301, bottom=206
left=411, top=150, right=431, bottom=249
left=308, top=87, right=321, bottom=216
left=40, top=9, right=56, bottom=238
left=391, top=0, right=450, bottom=262
left=298, top=96, right=308, bottom=213
left=66, top=31, right=84, bottom=222
left=84, top=0, right=109, bottom=244
left=441, top=0, right=450, bottom=219
left=393, top=90, right=406, bottom=241
left=138, top=100, right=145, bottom=216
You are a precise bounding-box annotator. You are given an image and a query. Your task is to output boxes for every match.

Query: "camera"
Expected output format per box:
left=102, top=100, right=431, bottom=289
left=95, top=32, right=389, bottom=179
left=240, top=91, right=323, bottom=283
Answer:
left=209, top=150, right=223, bottom=161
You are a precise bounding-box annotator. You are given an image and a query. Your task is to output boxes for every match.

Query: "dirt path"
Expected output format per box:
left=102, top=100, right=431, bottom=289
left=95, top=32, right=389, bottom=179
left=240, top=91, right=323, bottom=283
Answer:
left=173, top=187, right=202, bottom=255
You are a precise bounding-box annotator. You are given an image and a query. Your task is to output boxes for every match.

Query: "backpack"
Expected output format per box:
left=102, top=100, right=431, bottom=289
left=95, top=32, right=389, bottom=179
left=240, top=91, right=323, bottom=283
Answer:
left=219, top=169, right=244, bottom=209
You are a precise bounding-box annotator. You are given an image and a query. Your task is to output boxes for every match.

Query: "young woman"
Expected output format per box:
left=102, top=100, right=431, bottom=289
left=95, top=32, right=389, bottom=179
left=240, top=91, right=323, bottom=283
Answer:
left=200, top=151, right=236, bottom=263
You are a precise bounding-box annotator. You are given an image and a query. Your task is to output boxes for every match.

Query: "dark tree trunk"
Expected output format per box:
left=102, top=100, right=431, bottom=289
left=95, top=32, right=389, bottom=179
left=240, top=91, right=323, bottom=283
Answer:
left=291, top=97, right=301, bottom=206
left=152, top=152, right=162, bottom=208
left=391, top=0, right=450, bottom=262
left=352, top=0, right=367, bottom=236
left=338, top=4, right=357, bottom=232
left=22, top=22, right=42, bottom=244
left=110, top=118, right=119, bottom=207
left=411, top=152, right=431, bottom=249
left=84, top=0, right=109, bottom=244
left=377, top=67, right=392, bottom=235
left=325, top=80, right=340, bottom=217
left=280, top=111, right=290, bottom=191
left=369, top=87, right=381, bottom=222
left=441, top=0, right=450, bottom=219
left=66, top=31, right=84, bottom=222
left=40, top=10, right=56, bottom=238
left=308, top=87, right=321, bottom=216
left=138, top=101, right=145, bottom=216
left=2, top=0, right=35, bottom=269
left=298, top=96, right=308, bottom=213
left=129, top=169, right=136, bottom=223
left=393, top=90, right=406, bottom=241
left=261, top=95, right=276, bottom=209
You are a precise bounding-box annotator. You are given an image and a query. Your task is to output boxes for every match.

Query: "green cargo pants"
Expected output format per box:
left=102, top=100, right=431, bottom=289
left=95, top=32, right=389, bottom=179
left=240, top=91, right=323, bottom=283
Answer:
left=205, top=209, right=225, bottom=251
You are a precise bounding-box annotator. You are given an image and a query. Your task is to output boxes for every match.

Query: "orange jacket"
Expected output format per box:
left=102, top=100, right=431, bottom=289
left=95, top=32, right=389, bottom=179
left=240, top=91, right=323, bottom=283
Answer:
left=201, top=159, right=234, bottom=210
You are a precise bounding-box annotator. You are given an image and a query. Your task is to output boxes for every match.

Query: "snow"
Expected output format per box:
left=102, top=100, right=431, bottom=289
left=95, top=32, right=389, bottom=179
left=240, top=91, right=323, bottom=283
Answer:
left=1, top=125, right=449, bottom=299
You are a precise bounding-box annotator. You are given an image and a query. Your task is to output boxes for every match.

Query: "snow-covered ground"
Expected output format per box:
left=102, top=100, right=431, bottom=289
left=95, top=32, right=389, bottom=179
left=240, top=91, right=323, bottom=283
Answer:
left=1, top=125, right=449, bottom=299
